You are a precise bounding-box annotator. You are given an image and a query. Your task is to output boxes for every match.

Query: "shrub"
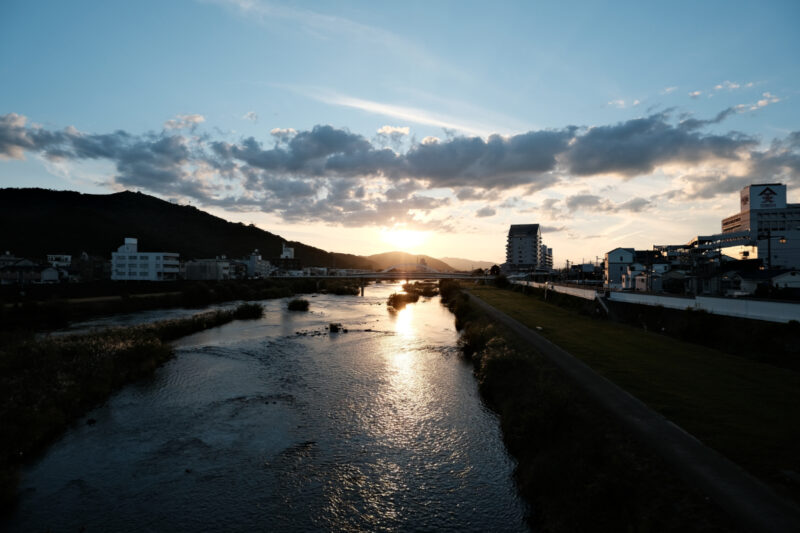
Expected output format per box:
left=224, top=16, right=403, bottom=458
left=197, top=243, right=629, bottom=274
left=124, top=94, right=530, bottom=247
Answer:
left=233, top=302, right=264, bottom=319
left=288, top=298, right=310, bottom=311
left=387, top=292, right=420, bottom=309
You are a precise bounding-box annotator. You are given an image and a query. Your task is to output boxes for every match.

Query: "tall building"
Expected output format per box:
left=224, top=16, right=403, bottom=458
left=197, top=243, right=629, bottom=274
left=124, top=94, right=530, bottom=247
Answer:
left=721, top=183, right=800, bottom=268
left=506, top=224, right=542, bottom=271
left=111, top=238, right=179, bottom=281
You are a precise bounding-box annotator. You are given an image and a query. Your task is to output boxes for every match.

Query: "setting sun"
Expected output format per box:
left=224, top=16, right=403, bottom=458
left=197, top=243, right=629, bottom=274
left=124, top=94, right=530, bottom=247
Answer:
left=380, top=229, right=428, bottom=251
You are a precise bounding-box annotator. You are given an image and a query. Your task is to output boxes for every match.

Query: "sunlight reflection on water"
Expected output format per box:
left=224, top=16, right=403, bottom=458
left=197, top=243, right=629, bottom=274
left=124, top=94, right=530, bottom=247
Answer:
left=6, top=283, right=528, bottom=532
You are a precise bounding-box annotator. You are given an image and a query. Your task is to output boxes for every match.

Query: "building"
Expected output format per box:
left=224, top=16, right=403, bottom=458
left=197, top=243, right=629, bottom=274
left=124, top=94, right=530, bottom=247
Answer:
left=46, top=254, right=72, bottom=269
left=185, top=257, right=231, bottom=280
left=0, top=260, right=60, bottom=284
left=245, top=249, right=272, bottom=278
left=111, top=238, right=179, bottom=281
left=604, top=247, right=634, bottom=289
left=721, top=183, right=800, bottom=269
left=280, top=243, right=294, bottom=259
left=506, top=224, right=542, bottom=271
left=540, top=245, right=553, bottom=270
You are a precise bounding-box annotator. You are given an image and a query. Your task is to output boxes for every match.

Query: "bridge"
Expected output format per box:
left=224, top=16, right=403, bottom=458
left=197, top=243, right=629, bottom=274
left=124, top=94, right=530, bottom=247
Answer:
left=272, top=263, right=481, bottom=281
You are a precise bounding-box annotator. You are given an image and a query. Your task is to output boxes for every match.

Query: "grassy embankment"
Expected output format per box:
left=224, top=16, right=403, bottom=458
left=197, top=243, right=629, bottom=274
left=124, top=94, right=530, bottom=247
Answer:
left=439, top=280, right=736, bottom=531
left=0, top=302, right=264, bottom=511
left=469, top=284, right=800, bottom=503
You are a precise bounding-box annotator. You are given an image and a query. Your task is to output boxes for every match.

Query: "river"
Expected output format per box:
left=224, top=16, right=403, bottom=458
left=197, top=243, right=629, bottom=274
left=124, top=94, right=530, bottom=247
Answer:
left=6, top=282, right=528, bottom=532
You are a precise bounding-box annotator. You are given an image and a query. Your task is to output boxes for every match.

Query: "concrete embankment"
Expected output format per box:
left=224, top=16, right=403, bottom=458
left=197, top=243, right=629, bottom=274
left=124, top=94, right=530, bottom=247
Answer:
left=468, top=290, right=800, bottom=533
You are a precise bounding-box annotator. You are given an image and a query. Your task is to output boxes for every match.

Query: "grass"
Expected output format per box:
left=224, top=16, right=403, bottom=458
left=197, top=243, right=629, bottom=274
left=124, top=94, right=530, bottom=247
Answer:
left=439, top=280, right=734, bottom=531
left=469, top=284, right=800, bottom=500
left=0, top=302, right=263, bottom=511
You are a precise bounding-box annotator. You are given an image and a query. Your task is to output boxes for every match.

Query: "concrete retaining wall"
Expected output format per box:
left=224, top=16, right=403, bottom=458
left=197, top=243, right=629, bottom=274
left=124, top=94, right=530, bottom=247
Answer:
left=512, top=281, right=800, bottom=323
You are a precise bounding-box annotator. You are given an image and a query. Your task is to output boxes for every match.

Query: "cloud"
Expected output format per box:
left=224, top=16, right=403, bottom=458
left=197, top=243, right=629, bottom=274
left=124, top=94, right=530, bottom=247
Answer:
left=0, top=113, right=34, bottom=159
left=689, top=91, right=703, bottom=99
left=562, top=194, right=651, bottom=214
left=164, top=114, right=205, bottom=130
left=608, top=99, right=641, bottom=109
left=714, top=80, right=754, bottom=91
left=752, top=92, right=780, bottom=110
left=541, top=225, right=567, bottom=233
left=563, top=111, right=755, bottom=177
left=375, top=125, right=410, bottom=150
left=661, top=86, right=678, bottom=95
left=475, top=206, right=496, bottom=218
left=4, top=110, right=799, bottom=230
left=243, top=111, right=258, bottom=123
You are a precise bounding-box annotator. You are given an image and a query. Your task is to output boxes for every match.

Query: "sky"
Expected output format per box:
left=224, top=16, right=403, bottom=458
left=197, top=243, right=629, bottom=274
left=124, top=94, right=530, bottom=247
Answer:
left=1, top=0, right=799, bottom=266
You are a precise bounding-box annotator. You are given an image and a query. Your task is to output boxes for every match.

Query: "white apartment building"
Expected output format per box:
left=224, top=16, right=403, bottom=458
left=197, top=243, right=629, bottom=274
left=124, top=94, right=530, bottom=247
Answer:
left=506, top=224, right=543, bottom=271
left=722, top=183, right=800, bottom=269
left=111, top=238, right=179, bottom=281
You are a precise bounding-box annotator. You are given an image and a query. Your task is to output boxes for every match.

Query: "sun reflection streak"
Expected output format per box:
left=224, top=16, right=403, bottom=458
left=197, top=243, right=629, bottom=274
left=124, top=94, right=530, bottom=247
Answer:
left=393, top=305, right=415, bottom=340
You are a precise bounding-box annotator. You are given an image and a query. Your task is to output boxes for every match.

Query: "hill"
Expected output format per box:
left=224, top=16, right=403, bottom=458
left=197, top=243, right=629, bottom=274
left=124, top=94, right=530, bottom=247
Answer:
left=0, top=188, right=375, bottom=269
left=366, top=251, right=454, bottom=272
left=439, top=257, right=499, bottom=271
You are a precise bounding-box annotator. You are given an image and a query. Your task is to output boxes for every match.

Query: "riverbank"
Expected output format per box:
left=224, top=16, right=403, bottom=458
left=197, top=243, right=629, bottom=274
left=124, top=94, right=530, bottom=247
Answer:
left=0, top=302, right=263, bottom=511
left=470, top=283, right=800, bottom=504
left=439, top=280, right=737, bottom=531
left=0, top=278, right=360, bottom=337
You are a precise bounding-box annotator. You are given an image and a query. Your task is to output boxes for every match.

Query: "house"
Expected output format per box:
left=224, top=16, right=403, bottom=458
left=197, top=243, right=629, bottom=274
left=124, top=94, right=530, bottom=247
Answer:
left=604, top=247, right=635, bottom=289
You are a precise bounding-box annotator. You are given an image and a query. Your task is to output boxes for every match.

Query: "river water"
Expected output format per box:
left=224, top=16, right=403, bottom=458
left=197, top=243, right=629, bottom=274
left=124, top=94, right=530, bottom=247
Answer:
left=7, top=283, right=528, bottom=532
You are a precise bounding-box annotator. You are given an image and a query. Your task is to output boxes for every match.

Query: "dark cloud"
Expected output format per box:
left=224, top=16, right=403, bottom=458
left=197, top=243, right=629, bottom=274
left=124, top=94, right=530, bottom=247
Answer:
left=475, top=206, right=496, bottom=218
left=564, top=111, right=756, bottom=177
left=563, top=194, right=651, bottom=213
left=540, top=225, right=567, bottom=233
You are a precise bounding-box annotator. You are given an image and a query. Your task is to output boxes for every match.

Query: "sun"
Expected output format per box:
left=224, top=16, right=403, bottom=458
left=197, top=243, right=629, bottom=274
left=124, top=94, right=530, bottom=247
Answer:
left=380, top=229, right=428, bottom=251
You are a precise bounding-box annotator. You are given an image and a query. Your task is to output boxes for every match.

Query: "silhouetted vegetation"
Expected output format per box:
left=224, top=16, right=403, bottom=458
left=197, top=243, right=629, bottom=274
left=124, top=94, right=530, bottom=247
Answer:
left=287, top=298, right=310, bottom=311
left=0, top=303, right=262, bottom=512
left=232, top=302, right=264, bottom=319
left=386, top=292, right=420, bottom=309
left=402, top=281, right=439, bottom=297
left=441, top=281, right=735, bottom=532
left=0, top=278, right=364, bottom=334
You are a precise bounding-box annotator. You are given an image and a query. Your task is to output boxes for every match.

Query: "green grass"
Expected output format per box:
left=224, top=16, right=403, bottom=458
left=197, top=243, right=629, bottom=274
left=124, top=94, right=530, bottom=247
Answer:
left=469, top=285, right=800, bottom=497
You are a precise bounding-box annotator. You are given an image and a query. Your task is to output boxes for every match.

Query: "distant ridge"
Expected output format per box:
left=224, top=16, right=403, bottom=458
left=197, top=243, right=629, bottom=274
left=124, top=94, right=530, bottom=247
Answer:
left=439, top=257, right=498, bottom=271
left=0, top=188, right=375, bottom=269
left=366, top=251, right=454, bottom=272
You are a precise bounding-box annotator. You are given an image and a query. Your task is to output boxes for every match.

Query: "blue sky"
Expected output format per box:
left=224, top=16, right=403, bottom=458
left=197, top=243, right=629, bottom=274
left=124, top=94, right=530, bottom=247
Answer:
left=2, top=0, right=799, bottom=264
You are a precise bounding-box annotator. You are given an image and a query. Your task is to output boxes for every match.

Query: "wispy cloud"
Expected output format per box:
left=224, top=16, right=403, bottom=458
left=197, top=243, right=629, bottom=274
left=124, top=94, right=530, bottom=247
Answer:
left=207, top=0, right=447, bottom=73
left=164, top=114, right=205, bottom=130
left=300, top=88, right=497, bottom=136
left=607, top=99, right=641, bottom=109
left=714, top=80, right=755, bottom=91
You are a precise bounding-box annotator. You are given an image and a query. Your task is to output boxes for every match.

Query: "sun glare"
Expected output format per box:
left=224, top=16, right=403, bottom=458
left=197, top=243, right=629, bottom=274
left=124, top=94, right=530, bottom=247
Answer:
left=380, top=229, right=428, bottom=251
